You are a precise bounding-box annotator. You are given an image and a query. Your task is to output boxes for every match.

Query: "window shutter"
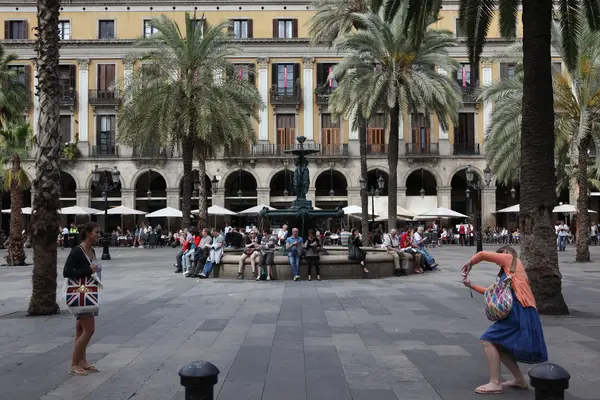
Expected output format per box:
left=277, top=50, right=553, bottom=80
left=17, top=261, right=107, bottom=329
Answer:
left=411, top=128, right=418, bottom=144
left=24, top=65, right=31, bottom=89
left=292, top=19, right=298, bottom=38
left=271, top=63, right=277, bottom=86
left=22, top=20, right=28, bottom=39
left=500, top=63, right=507, bottom=79
left=293, top=63, right=299, bottom=86
left=316, top=64, right=323, bottom=85
left=228, top=19, right=233, bottom=33
left=248, top=63, right=256, bottom=85
left=272, top=19, right=278, bottom=38
left=98, top=64, right=105, bottom=90
left=69, top=64, right=76, bottom=89
left=4, top=21, right=9, bottom=39
left=247, top=19, right=253, bottom=38
left=425, top=128, right=431, bottom=146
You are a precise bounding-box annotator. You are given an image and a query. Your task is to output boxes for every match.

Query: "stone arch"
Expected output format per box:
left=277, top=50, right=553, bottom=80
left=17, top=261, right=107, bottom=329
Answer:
left=221, top=167, right=261, bottom=190
left=130, top=167, right=170, bottom=190
left=406, top=168, right=437, bottom=196
left=402, top=166, right=442, bottom=188
left=367, top=165, right=389, bottom=174
left=314, top=169, right=348, bottom=197
left=447, top=165, right=485, bottom=187
left=310, top=166, right=351, bottom=188
left=268, top=168, right=294, bottom=197
left=366, top=168, right=389, bottom=196
left=60, top=171, right=78, bottom=200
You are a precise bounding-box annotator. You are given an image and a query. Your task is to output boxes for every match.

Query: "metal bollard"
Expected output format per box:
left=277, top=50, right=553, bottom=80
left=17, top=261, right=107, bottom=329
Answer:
left=179, top=361, right=220, bottom=400
left=528, top=363, right=570, bottom=400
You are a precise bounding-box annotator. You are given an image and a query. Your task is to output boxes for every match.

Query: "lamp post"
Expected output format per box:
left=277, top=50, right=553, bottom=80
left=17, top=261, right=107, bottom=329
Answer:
left=360, top=173, right=385, bottom=227
left=465, top=165, right=492, bottom=253
left=91, top=165, right=120, bottom=260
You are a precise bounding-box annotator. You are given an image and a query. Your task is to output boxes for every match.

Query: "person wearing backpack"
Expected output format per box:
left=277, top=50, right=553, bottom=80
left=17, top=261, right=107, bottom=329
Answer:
left=461, top=245, right=548, bottom=395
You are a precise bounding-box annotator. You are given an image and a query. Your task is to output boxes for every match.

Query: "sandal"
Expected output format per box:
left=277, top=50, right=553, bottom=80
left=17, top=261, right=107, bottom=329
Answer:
left=474, top=385, right=503, bottom=395
left=70, top=367, right=88, bottom=376
left=83, top=365, right=100, bottom=372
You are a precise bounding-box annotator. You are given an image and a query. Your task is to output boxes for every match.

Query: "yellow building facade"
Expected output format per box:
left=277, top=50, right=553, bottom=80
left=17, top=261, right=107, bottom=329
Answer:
left=0, top=1, right=564, bottom=229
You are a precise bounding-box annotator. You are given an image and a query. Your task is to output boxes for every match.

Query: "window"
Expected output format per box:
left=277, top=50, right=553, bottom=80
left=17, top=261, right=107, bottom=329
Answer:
left=97, top=64, right=116, bottom=93
left=316, top=63, right=338, bottom=88
left=97, top=115, right=117, bottom=155
left=500, top=63, right=517, bottom=79
left=143, top=20, right=158, bottom=38
left=193, top=19, right=205, bottom=37
left=454, top=112, right=476, bottom=154
left=411, top=113, right=430, bottom=150
left=275, top=64, right=296, bottom=94
left=367, top=114, right=386, bottom=153
left=59, top=115, right=72, bottom=143
left=58, top=65, right=76, bottom=97
left=552, top=62, right=562, bottom=75
left=456, top=63, right=478, bottom=88
left=276, top=114, right=296, bottom=153
left=4, top=20, right=28, bottom=39
left=58, top=20, right=71, bottom=40
left=321, top=114, right=340, bottom=155
left=231, top=64, right=256, bottom=84
left=455, top=18, right=464, bottom=37
left=231, top=19, right=251, bottom=39
left=273, top=19, right=297, bottom=38
left=98, top=20, right=115, bottom=40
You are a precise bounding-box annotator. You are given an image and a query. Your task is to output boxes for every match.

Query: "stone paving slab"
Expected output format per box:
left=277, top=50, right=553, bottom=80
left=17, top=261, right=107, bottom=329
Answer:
left=0, top=245, right=599, bottom=399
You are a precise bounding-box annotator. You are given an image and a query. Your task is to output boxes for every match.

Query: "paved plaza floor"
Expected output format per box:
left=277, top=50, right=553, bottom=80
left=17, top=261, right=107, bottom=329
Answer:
left=0, top=244, right=599, bottom=400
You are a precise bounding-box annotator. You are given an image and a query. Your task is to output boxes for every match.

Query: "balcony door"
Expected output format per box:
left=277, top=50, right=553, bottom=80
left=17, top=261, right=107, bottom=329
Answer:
left=321, top=114, right=340, bottom=155
left=58, top=65, right=76, bottom=100
left=97, top=64, right=116, bottom=98
left=97, top=115, right=116, bottom=155
left=272, top=64, right=299, bottom=95
left=411, top=113, right=430, bottom=151
left=367, top=113, right=385, bottom=153
left=276, top=114, right=296, bottom=154
left=59, top=115, right=71, bottom=143
left=455, top=113, right=475, bottom=153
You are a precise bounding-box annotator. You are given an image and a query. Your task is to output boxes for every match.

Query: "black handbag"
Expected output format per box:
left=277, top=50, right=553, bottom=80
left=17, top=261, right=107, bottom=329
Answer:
left=348, top=244, right=362, bottom=260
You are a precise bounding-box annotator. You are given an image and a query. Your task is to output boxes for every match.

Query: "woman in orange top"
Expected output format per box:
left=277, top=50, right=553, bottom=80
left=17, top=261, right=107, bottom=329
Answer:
left=461, top=245, right=548, bottom=395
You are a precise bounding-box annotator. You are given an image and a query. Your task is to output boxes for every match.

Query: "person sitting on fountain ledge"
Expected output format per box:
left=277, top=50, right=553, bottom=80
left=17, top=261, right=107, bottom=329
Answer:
left=286, top=228, right=304, bottom=281
left=348, top=228, right=369, bottom=274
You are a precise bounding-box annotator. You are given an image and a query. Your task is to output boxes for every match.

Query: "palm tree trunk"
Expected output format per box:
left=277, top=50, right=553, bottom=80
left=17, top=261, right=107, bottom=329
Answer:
left=181, top=136, right=194, bottom=228
left=5, top=156, right=25, bottom=266
left=575, top=138, right=590, bottom=262
left=198, top=154, right=207, bottom=228
left=387, top=105, right=400, bottom=230
left=27, top=0, right=60, bottom=316
left=520, top=0, right=568, bottom=314
left=358, top=114, right=370, bottom=245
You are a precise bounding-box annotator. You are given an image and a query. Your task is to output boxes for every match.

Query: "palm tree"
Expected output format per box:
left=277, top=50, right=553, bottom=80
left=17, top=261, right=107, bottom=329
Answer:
left=481, top=23, right=600, bottom=263
left=0, top=44, right=31, bottom=124
left=27, top=0, right=61, bottom=316
left=0, top=120, right=31, bottom=266
left=119, top=14, right=262, bottom=227
left=328, top=11, right=461, bottom=228
left=310, top=0, right=372, bottom=243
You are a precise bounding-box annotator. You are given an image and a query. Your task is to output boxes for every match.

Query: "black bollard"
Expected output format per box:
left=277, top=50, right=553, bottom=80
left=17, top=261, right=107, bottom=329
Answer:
left=528, top=363, right=571, bottom=400
left=179, top=361, right=220, bottom=400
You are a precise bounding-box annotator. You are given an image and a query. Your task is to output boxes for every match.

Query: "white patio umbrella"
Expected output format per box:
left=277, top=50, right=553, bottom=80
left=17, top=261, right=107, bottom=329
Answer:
left=96, top=205, right=147, bottom=215
left=59, top=206, right=102, bottom=215
left=374, top=214, right=412, bottom=222
left=145, top=207, right=183, bottom=218
left=496, top=204, right=520, bottom=213
left=237, top=204, right=276, bottom=215
left=552, top=203, right=598, bottom=213
left=414, top=207, right=469, bottom=219
left=2, top=207, right=32, bottom=214
left=342, top=205, right=364, bottom=215
left=203, top=205, right=237, bottom=216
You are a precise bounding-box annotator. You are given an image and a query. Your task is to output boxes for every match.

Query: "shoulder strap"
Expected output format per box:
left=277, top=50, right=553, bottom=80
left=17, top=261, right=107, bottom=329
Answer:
left=509, top=256, right=518, bottom=274
left=79, top=245, right=93, bottom=265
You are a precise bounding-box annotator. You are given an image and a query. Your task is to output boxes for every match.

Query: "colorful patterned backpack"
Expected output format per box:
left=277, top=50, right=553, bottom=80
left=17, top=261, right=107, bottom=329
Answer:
left=483, top=256, right=517, bottom=321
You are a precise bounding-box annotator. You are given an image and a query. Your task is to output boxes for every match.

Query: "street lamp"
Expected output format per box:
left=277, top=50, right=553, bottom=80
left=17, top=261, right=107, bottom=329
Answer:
left=361, top=171, right=385, bottom=227
left=465, top=165, right=492, bottom=253
left=193, top=174, right=201, bottom=210
left=91, top=165, right=120, bottom=260
left=211, top=175, right=219, bottom=195
left=510, top=187, right=516, bottom=199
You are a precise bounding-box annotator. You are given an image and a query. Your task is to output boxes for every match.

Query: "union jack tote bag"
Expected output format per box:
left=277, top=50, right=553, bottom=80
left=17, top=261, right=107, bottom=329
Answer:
left=62, top=276, right=101, bottom=315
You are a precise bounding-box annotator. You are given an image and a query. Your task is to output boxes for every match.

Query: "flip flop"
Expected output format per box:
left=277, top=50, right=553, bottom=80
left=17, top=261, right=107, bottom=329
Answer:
left=69, top=368, right=88, bottom=376
left=83, top=365, right=100, bottom=372
left=502, top=381, right=528, bottom=389
left=475, top=385, right=503, bottom=394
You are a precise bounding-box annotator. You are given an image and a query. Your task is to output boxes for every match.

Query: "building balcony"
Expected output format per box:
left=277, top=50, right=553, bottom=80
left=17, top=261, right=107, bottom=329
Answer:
left=459, top=84, right=479, bottom=104
left=132, top=146, right=174, bottom=158
left=315, top=86, right=335, bottom=105
left=269, top=85, right=302, bottom=107
left=59, top=89, right=77, bottom=107
left=88, top=89, right=121, bottom=106
left=223, top=143, right=348, bottom=158
left=367, top=144, right=386, bottom=155
left=453, top=143, right=481, bottom=156
left=90, top=144, right=119, bottom=157
left=321, top=143, right=349, bottom=156
left=405, top=143, right=439, bottom=157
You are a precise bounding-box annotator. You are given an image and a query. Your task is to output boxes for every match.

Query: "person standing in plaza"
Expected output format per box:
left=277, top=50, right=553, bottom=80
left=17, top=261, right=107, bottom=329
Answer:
left=63, top=222, right=102, bottom=376
left=557, top=220, right=569, bottom=251
left=461, top=245, right=548, bottom=394
left=304, top=229, right=321, bottom=281
left=286, top=228, right=303, bottom=281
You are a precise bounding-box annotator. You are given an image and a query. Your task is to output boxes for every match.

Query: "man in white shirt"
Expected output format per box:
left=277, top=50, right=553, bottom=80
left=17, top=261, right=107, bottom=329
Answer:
left=277, top=224, right=288, bottom=246
left=383, top=229, right=403, bottom=275
left=557, top=221, right=569, bottom=251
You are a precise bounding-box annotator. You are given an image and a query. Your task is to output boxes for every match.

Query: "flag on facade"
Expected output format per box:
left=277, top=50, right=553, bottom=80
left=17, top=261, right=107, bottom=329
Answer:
left=283, top=66, right=288, bottom=88
left=328, top=66, right=333, bottom=88
left=462, top=67, right=467, bottom=87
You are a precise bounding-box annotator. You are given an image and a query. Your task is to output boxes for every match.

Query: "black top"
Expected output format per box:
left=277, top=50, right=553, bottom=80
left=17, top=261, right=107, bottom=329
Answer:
left=351, top=235, right=363, bottom=247
left=63, top=246, right=95, bottom=279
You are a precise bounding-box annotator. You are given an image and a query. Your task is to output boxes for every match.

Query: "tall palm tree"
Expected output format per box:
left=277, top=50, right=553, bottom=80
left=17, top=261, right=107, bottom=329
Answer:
left=0, top=120, right=31, bottom=266
left=328, top=11, right=461, bottom=228
left=310, top=0, right=372, bottom=243
left=28, top=0, right=61, bottom=316
left=456, top=0, right=600, bottom=315
left=481, top=23, right=600, bottom=263
left=0, top=44, right=31, bottom=124
left=119, top=14, right=262, bottom=227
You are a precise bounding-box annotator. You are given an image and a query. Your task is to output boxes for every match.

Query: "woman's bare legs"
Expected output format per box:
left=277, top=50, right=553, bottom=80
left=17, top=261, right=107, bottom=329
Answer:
left=476, top=340, right=504, bottom=393
left=72, top=316, right=95, bottom=372
left=499, top=350, right=528, bottom=388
